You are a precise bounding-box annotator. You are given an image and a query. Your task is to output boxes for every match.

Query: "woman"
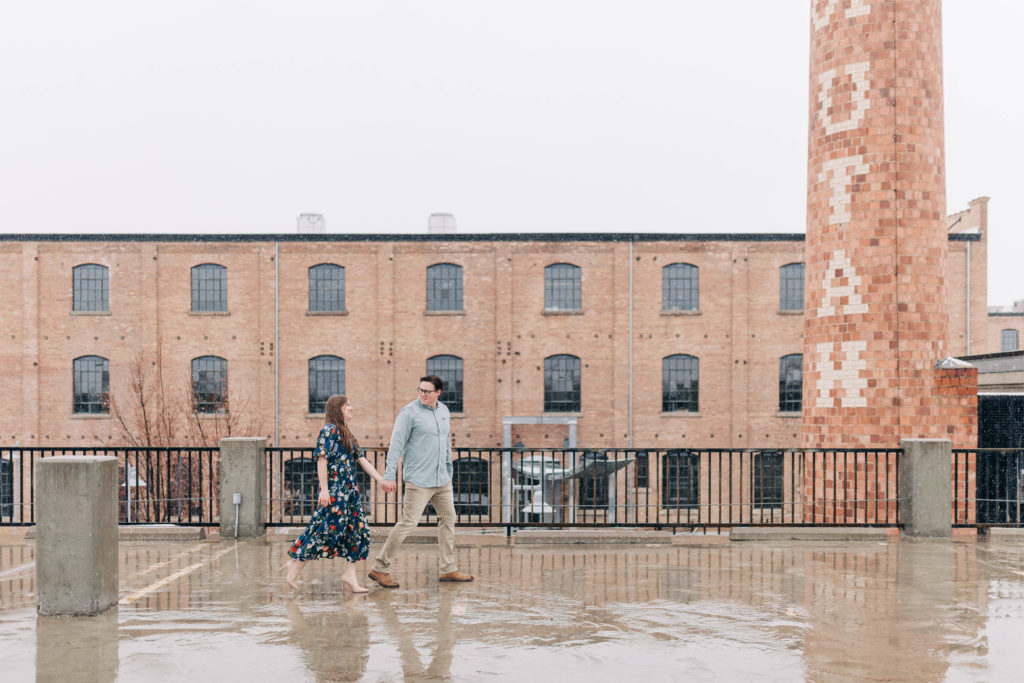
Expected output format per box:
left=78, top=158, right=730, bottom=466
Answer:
left=283, top=395, right=384, bottom=593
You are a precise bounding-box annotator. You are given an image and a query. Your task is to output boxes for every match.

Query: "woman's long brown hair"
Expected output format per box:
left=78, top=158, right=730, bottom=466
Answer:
left=324, top=395, right=356, bottom=451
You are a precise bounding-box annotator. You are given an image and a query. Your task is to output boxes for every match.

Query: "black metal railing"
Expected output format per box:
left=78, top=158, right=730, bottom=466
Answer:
left=954, top=448, right=1024, bottom=527
left=0, top=447, right=219, bottom=526
left=264, top=447, right=901, bottom=528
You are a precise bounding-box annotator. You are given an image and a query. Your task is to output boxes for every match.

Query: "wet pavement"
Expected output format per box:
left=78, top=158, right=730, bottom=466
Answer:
left=3, top=534, right=1024, bottom=681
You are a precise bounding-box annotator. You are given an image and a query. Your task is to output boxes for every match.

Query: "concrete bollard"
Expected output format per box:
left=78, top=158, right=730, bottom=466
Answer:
left=219, top=437, right=267, bottom=538
left=899, top=439, right=952, bottom=538
left=36, top=456, right=119, bottom=616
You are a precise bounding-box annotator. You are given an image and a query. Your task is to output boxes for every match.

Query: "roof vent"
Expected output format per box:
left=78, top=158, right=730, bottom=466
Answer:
left=297, top=213, right=326, bottom=234
left=428, top=213, right=456, bottom=234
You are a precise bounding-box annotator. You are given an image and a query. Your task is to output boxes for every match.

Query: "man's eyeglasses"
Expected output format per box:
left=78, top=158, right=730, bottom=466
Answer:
left=417, top=387, right=439, bottom=394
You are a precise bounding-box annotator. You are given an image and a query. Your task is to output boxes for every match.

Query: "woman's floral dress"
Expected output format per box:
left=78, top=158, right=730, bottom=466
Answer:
left=288, top=424, right=371, bottom=562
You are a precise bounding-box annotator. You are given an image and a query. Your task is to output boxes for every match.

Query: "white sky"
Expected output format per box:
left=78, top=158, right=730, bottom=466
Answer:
left=1, top=1, right=1020, bottom=307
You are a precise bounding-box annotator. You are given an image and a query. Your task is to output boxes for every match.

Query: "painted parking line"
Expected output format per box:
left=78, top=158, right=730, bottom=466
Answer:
left=119, top=546, right=235, bottom=606
left=136, top=543, right=209, bottom=577
left=0, top=561, right=35, bottom=582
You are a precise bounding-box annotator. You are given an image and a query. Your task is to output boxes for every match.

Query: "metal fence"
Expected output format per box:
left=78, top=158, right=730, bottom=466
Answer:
left=953, top=448, right=1024, bottom=527
left=0, top=447, right=219, bottom=526
left=265, top=447, right=902, bottom=529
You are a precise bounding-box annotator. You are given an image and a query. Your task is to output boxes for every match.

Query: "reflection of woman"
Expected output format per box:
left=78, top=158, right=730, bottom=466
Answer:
left=282, top=395, right=385, bottom=593
left=285, top=599, right=369, bottom=681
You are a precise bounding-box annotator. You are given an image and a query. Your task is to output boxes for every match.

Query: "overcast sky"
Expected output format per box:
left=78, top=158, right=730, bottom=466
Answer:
left=1, top=2, right=1020, bottom=306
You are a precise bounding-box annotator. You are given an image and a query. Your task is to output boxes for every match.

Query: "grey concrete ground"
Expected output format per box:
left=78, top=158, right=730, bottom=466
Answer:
left=3, top=531, right=1024, bottom=681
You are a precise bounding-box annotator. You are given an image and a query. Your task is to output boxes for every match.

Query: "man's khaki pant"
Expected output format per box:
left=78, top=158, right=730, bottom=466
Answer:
left=373, top=481, right=457, bottom=574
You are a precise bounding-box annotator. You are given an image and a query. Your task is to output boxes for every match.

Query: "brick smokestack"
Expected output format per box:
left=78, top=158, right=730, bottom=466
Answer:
left=803, top=0, right=954, bottom=448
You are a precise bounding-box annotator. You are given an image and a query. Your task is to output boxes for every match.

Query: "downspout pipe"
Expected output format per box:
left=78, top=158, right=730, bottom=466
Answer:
left=275, top=241, right=280, bottom=447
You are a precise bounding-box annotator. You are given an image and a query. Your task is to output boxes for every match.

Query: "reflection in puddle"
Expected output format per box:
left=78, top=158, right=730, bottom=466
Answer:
left=1, top=538, right=1024, bottom=680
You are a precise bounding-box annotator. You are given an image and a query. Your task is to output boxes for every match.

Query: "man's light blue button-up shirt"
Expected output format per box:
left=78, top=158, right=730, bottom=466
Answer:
left=383, top=399, right=453, bottom=488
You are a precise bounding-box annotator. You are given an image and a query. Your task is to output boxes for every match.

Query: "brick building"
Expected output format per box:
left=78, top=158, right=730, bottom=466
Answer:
left=0, top=197, right=1006, bottom=452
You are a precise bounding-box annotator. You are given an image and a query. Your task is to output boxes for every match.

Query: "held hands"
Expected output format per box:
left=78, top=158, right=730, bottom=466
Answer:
left=381, top=480, right=397, bottom=494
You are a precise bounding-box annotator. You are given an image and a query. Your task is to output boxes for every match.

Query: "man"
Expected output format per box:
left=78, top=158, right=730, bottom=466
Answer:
left=368, top=375, right=473, bottom=588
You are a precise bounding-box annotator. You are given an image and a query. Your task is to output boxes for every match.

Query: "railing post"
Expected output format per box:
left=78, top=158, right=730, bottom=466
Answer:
left=36, top=456, right=119, bottom=615
left=219, top=437, right=267, bottom=538
left=899, top=439, right=952, bottom=537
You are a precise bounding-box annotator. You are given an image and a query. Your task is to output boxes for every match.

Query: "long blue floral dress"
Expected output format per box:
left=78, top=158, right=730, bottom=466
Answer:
left=287, top=424, right=371, bottom=562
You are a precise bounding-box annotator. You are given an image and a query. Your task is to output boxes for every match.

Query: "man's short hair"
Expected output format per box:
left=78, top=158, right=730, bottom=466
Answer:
left=421, top=374, right=445, bottom=391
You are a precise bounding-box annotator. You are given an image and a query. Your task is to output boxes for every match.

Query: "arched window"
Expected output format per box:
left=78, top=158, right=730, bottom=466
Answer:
left=308, top=264, right=345, bottom=312
left=779, top=263, right=804, bottom=311
left=779, top=354, right=803, bottom=412
left=453, top=457, right=488, bottom=516
left=544, top=263, right=581, bottom=311
left=662, top=263, right=698, bottom=311
left=426, top=263, right=463, bottom=311
left=191, top=264, right=227, bottom=312
left=1002, top=329, right=1020, bottom=352
left=544, top=354, right=580, bottom=412
left=753, top=450, right=784, bottom=510
left=72, top=264, right=109, bottom=312
left=662, top=355, right=699, bottom=412
left=73, top=355, right=109, bottom=414
left=308, top=355, right=345, bottom=414
left=662, top=450, right=699, bottom=509
left=427, top=355, right=463, bottom=412
left=191, top=356, right=227, bottom=413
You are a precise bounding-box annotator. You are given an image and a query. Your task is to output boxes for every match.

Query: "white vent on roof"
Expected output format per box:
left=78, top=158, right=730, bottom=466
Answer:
left=297, top=214, right=326, bottom=234
left=428, top=213, right=456, bottom=234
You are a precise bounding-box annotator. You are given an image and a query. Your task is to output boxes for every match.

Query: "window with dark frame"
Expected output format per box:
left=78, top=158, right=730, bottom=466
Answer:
left=662, top=450, right=699, bottom=509
left=779, top=354, right=803, bottom=412
left=634, top=451, right=649, bottom=488
left=780, top=263, right=805, bottom=311
left=1002, top=329, right=1019, bottom=352
left=753, top=450, right=784, bottom=510
left=191, top=264, right=227, bottom=312
left=452, top=457, right=488, bottom=515
left=426, top=263, right=463, bottom=312
left=577, top=451, right=609, bottom=509
left=544, top=354, right=581, bottom=412
left=427, top=355, right=463, bottom=412
left=72, top=264, right=109, bottom=312
left=308, top=355, right=345, bottom=414
left=662, top=354, right=699, bottom=412
left=544, top=263, right=581, bottom=311
left=662, top=263, right=698, bottom=311
left=73, top=355, right=109, bottom=414
left=308, top=264, right=345, bottom=312
left=191, top=355, right=227, bottom=413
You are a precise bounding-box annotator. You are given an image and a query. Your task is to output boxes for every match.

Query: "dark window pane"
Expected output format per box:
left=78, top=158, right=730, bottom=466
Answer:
left=1002, top=329, right=1019, bottom=352
left=780, top=263, right=805, bottom=311
left=578, top=451, right=609, bottom=509
left=73, top=355, right=109, bottom=414
left=544, top=263, right=581, bottom=311
left=426, top=263, right=463, bottom=311
left=779, top=354, right=803, bottom=412
left=662, top=263, right=698, bottom=311
left=662, top=451, right=699, bottom=509
left=544, top=354, right=580, bottom=412
left=427, top=355, right=463, bottom=412
left=191, top=356, right=227, bottom=413
left=662, top=355, right=699, bottom=412
left=308, top=355, right=345, bottom=413
left=309, top=264, right=345, bottom=312
left=453, top=457, right=488, bottom=515
left=635, top=451, right=649, bottom=488
left=753, top=451, right=784, bottom=510
left=191, top=264, right=227, bottom=312
left=72, top=264, right=109, bottom=312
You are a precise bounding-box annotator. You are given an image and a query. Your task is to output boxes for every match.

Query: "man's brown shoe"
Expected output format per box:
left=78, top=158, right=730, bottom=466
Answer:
left=439, top=571, right=474, bottom=582
left=367, top=570, right=399, bottom=588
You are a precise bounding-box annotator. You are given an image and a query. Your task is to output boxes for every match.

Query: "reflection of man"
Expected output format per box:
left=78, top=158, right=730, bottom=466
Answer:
left=373, top=587, right=455, bottom=679
left=369, top=375, right=473, bottom=588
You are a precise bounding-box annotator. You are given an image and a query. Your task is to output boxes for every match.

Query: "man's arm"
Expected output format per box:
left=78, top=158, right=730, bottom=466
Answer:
left=383, top=408, right=411, bottom=483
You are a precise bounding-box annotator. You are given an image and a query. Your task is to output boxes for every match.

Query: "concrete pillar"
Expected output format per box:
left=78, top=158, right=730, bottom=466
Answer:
left=219, top=437, right=267, bottom=538
left=36, top=456, right=118, bottom=616
left=900, top=439, right=952, bottom=537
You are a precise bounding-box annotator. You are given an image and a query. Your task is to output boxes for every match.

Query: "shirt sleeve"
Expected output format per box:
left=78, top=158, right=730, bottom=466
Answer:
left=383, top=410, right=410, bottom=481
left=314, top=425, right=336, bottom=460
